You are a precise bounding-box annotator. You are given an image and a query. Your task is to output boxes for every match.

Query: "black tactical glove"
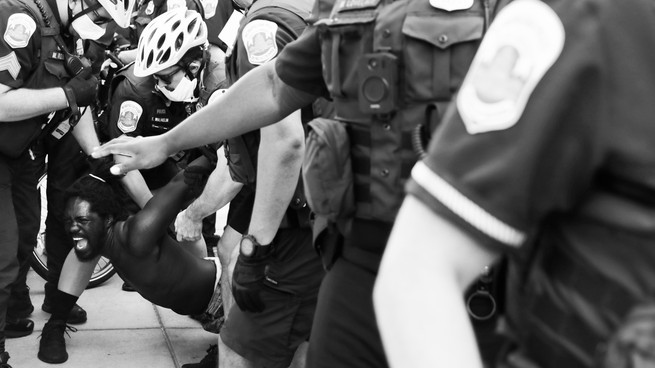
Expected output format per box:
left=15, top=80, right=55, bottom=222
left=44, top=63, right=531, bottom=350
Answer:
left=232, top=246, right=274, bottom=313
left=63, top=73, right=99, bottom=109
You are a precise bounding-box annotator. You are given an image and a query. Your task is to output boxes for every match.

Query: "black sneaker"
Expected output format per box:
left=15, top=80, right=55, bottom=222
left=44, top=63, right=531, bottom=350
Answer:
left=38, top=320, right=77, bottom=364
left=182, top=344, right=218, bottom=368
left=5, top=317, right=34, bottom=338
left=42, top=301, right=87, bottom=325
left=121, top=281, right=137, bottom=292
left=0, top=351, right=12, bottom=368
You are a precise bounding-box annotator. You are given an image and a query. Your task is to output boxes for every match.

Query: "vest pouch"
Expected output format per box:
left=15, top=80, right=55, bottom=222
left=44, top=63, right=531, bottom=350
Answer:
left=302, top=117, right=355, bottom=245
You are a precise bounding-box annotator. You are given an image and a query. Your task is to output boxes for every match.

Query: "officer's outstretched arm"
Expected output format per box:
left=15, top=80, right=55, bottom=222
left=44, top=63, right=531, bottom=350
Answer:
left=92, top=61, right=318, bottom=175
left=0, top=82, right=68, bottom=122
left=374, top=196, right=498, bottom=368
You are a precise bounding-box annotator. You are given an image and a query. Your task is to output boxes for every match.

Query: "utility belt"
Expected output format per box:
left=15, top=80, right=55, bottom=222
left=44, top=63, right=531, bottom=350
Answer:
left=315, top=218, right=391, bottom=272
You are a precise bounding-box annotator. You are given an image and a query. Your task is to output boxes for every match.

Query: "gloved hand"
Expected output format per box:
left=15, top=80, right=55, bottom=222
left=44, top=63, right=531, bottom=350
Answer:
left=63, top=73, right=99, bottom=108
left=184, top=165, right=212, bottom=197
left=232, top=247, right=274, bottom=313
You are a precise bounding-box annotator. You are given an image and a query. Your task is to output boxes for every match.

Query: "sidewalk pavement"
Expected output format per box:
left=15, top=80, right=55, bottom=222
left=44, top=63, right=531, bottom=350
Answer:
left=7, top=268, right=217, bottom=368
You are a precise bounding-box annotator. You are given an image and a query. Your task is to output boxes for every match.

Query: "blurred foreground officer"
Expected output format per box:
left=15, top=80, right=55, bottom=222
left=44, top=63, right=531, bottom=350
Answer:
left=0, top=0, right=133, bottom=365
left=374, top=0, right=655, bottom=367
left=91, top=0, right=507, bottom=366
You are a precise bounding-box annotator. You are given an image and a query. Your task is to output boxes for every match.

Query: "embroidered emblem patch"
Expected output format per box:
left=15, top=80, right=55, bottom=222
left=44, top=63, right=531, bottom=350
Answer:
left=0, top=52, right=21, bottom=80
left=201, top=0, right=218, bottom=18
left=117, top=101, right=143, bottom=133
left=167, top=0, right=186, bottom=10
left=145, top=1, right=155, bottom=15
left=242, top=20, right=278, bottom=65
left=429, top=0, right=473, bottom=11
left=4, top=13, right=36, bottom=49
left=456, top=0, right=564, bottom=134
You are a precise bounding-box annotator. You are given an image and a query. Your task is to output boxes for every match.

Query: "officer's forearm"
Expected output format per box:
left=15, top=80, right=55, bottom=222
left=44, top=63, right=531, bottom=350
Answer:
left=185, top=155, right=243, bottom=221
left=247, top=111, right=304, bottom=245
left=0, top=86, right=68, bottom=121
left=161, top=61, right=315, bottom=153
left=71, top=109, right=101, bottom=154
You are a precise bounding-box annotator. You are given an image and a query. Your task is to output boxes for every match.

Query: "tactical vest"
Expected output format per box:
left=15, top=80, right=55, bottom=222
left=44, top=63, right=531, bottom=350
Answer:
left=317, top=0, right=489, bottom=223
left=224, top=0, right=313, bottom=185
left=0, top=0, right=74, bottom=158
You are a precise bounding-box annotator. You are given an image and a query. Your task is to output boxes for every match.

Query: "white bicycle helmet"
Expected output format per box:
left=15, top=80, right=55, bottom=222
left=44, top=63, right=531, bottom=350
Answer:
left=134, top=8, right=208, bottom=77
left=97, top=0, right=137, bottom=29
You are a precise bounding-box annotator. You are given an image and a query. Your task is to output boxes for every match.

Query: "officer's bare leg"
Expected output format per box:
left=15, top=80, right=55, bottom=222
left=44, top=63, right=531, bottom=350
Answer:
left=58, top=250, right=97, bottom=296
left=217, top=225, right=241, bottom=314
left=288, top=341, right=308, bottom=368
left=218, top=334, right=256, bottom=368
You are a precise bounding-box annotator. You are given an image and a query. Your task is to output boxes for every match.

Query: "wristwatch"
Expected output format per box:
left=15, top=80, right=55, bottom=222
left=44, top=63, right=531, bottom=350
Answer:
left=239, top=234, right=273, bottom=258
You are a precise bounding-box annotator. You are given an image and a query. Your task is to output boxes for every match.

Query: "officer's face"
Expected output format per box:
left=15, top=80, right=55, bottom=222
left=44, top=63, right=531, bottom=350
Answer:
left=154, top=65, right=185, bottom=90
left=64, top=197, right=108, bottom=261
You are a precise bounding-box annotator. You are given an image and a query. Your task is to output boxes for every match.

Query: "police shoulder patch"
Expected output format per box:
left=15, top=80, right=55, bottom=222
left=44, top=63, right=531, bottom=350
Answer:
left=0, top=51, right=21, bottom=80
left=200, top=0, right=218, bottom=18
left=117, top=101, right=143, bottom=134
left=4, top=13, right=37, bottom=49
left=167, top=0, right=187, bottom=10
left=456, top=0, right=564, bottom=134
left=242, top=19, right=279, bottom=65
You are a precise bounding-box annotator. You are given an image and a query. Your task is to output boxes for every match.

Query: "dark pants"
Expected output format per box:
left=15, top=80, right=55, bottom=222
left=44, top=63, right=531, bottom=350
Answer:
left=307, top=219, right=390, bottom=368
left=33, top=133, right=88, bottom=301
left=0, top=151, right=34, bottom=349
left=7, top=149, right=40, bottom=317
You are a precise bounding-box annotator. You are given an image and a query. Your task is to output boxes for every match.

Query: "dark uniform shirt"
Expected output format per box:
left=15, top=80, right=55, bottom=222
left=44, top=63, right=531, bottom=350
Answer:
left=407, top=0, right=655, bottom=367
left=0, top=0, right=41, bottom=88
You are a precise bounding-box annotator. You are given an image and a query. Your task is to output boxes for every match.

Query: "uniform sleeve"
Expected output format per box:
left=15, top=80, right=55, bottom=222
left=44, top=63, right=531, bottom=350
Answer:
left=275, top=26, right=328, bottom=98
left=107, top=80, right=149, bottom=139
left=0, top=5, right=40, bottom=88
left=234, top=13, right=296, bottom=78
left=408, top=0, right=609, bottom=249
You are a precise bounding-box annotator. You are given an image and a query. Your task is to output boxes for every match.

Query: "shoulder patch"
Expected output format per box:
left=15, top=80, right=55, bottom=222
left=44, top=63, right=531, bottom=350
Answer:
left=117, top=101, right=143, bottom=134
left=0, top=52, right=21, bottom=80
left=456, top=0, right=564, bottom=134
left=429, top=0, right=473, bottom=12
left=167, top=0, right=187, bottom=10
left=201, top=0, right=218, bottom=18
left=4, top=13, right=37, bottom=49
left=242, top=19, right=279, bottom=65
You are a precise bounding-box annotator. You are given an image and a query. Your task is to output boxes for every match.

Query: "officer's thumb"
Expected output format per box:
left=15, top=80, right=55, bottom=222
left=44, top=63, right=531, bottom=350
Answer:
left=110, top=164, right=125, bottom=176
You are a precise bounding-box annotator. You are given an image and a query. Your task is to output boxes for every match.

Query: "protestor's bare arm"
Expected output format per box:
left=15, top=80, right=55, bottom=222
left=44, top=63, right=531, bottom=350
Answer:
left=247, top=110, right=304, bottom=245
left=92, top=61, right=317, bottom=175
left=374, top=196, right=499, bottom=368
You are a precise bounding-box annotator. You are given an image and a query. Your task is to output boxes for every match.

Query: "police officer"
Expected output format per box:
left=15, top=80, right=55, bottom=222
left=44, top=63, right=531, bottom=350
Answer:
left=175, top=0, right=323, bottom=367
left=375, top=0, right=655, bottom=367
left=92, top=0, right=510, bottom=366
left=0, top=0, right=134, bottom=365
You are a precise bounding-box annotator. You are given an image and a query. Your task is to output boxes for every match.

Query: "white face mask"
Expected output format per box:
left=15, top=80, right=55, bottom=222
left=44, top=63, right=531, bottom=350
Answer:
left=156, top=76, right=199, bottom=102
left=71, top=14, right=106, bottom=41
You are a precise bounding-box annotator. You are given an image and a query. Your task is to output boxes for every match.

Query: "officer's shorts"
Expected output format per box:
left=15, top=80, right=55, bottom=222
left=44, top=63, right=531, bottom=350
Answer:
left=220, top=287, right=317, bottom=368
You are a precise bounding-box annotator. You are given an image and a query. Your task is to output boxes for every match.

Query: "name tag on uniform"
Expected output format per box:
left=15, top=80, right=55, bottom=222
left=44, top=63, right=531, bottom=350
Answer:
left=429, top=0, right=473, bottom=11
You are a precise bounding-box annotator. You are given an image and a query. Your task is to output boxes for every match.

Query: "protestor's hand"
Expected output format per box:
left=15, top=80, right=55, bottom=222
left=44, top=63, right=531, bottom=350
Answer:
left=63, top=74, right=99, bottom=107
left=231, top=248, right=273, bottom=313
left=175, top=210, right=203, bottom=242
left=91, top=135, right=170, bottom=175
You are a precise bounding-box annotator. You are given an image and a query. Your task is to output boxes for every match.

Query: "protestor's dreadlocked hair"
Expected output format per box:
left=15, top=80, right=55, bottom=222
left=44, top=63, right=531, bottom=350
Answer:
left=64, top=156, right=129, bottom=221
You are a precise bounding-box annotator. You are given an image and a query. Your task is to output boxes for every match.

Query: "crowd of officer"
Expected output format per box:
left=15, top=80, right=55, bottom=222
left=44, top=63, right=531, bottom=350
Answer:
left=3, top=0, right=655, bottom=367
